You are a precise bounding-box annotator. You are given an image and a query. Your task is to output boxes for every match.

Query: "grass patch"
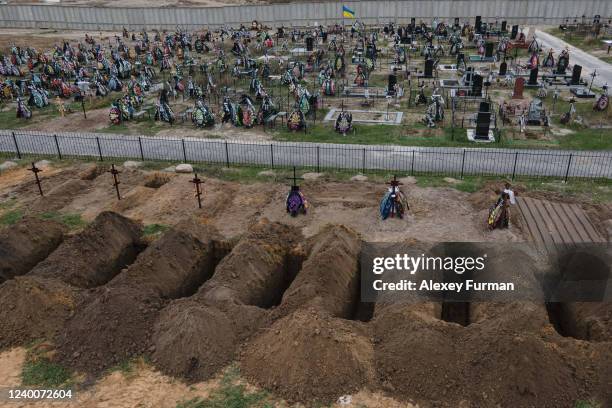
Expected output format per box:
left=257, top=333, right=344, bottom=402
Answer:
left=0, top=208, right=23, bottom=226
left=176, top=366, right=271, bottom=408
left=143, top=223, right=170, bottom=237
left=21, top=342, right=72, bottom=388
left=574, top=400, right=602, bottom=408
left=39, top=212, right=87, bottom=230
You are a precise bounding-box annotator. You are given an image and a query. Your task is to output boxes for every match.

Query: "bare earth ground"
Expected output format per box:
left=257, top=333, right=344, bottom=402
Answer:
left=0, top=349, right=415, bottom=408
left=7, top=0, right=261, bottom=7
left=0, top=161, right=523, bottom=242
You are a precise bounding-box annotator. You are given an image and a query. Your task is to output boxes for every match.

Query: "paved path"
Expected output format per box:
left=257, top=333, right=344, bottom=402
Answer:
left=534, top=29, right=612, bottom=88
left=1, top=130, right=610, bottom=179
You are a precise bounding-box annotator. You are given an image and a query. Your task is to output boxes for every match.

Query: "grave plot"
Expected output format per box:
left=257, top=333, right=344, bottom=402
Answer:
left=55, top=219, right=221, bottom=375
left=0, top=211, right=143, bottom=348
left=324, top=108, right=403, bottom=125
left=151, top=219, right=302, bottom=381
left=0, top=217, right=66, bottom=283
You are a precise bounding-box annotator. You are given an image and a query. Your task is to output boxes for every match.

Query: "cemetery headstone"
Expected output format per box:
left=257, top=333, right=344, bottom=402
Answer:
left=472, top=74, right=483, bottom=96
left=499, top=61, right=507, bottom=76
left=571, top=64, right=582, bottom=85
left=513, top=77, right=525, bottom=99
left=485, top=42, right=494, bottom=58
left=528, top=67, right=539, bottom=86
left=424, top=59, right=434, bottom=78
left=475, top=102, right=491, bottom=140
left=475, top=16, right=482, bottom=34
left=511, top=25, right=519, bottom=40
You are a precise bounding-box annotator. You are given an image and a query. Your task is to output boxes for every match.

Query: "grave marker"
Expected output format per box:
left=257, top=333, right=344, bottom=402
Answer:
left=513, top=77, right=525, bottom=99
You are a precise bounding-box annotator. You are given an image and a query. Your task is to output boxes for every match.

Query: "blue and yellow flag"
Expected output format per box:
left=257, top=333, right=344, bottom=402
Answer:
left=342, top=5, right=355, bottom=18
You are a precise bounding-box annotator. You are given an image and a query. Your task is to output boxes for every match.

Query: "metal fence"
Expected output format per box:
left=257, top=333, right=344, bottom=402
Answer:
left=1, top=1, right=611, bottom=30
left=1, top=130, right=611, bottom=181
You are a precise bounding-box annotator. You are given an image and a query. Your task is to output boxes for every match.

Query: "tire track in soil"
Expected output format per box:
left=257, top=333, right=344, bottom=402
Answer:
left=0, top=211, right=143, bottom=349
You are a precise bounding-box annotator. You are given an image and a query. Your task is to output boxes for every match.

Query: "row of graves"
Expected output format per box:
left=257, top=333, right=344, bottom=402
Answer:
left=1, top=15, right=609, bottom=143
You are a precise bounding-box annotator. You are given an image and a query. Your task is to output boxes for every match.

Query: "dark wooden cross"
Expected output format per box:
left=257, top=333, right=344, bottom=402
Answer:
left=28, top=162, right=43, bottom=196
left=108, top=164, right=121, bottom=200
left=190, top=173, right=204, bottom=209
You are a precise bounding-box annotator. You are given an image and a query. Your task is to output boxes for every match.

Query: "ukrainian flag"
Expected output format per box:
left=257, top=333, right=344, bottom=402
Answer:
left=342, top=5, right=355, bottom=18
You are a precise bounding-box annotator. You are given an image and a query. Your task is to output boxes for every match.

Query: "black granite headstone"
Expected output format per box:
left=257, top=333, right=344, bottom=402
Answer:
left=528, top=67, right=539, bottom=85
left=424, top=58, right=434, bottom=78
left=571, top=64, right=582, bottom=85
left=475, top=102, right=491, bottom=139
left=472, top=74, right=483, bottom=96
left=499, top=61, right=507, bottom=76
left=475, top=16, right=482, bottom=34
left=511, top=25, right=519, bottom=40
left=306, top=37, right=314, bottom=51
left=501, top=21, right=507, bottom=32
left=485, top=42, right=494, bottom=58
left=388, top=73, right=397, bottom=94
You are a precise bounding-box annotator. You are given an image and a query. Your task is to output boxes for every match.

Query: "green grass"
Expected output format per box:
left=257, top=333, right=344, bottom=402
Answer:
left=176, top=366, right=271, bottom=408
left=143, top=223, right=170, bottom=237
left=21, top=343, right=72, bottom=388
left=40, top=212, right=87, bottom=230
left=0, top=209, right=23, bottom=226
left=574, top=400, right=602, bottom=408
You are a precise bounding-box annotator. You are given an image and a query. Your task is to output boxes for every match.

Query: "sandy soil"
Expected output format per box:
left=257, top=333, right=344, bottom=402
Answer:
left=0, top=162, right=524, bottom=243
left=0, top=347, right=416, bottom=408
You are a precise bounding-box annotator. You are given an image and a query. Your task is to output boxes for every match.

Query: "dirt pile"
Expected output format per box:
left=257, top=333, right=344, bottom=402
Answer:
left=30, top=211, right=143, bottom=288
left=241, top=308, right=375, bottom=404
left=0, top=276, right=84, bottom=348
left=0, top=211, right=143, bottom=348
left=0, top=217, right=66, bottom=283
left=57, top=220, right=221, bottom=375
left=278, top=224, right=362, bottom=318
left=152, top=219, right=302, bottom=381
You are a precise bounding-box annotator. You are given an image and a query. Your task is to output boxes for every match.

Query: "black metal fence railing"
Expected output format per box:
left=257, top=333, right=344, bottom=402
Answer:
left=1, top=130, right=611, bottom=182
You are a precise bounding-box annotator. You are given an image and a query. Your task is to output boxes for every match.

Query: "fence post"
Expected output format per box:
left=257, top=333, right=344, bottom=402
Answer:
left=270, top=144, right=274, bottom=169
left=53, top=134, right=62, bottom=160
left=460, top=149, right=466, bottom=179
left=138, top=137, right=144, bottom=161
left=564, top=153, right=573, bottom=183
left=511, top=151, right=518, bottom=181
left=96, top=137, right=103, bottom=161
left=411, top=150, right=415, bottom=176
left=362, top=148, right=366, bottom=173
left=182, top=139, right=187, bottom=162
left=316, top=146, right=320, bottom=173
left=11, top=132, right=21, bottom=159
left=224, top=141, right=230, bottom=167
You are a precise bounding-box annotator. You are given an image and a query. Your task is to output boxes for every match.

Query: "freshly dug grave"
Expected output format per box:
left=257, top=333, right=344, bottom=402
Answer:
left=278, top=225, right=362, bottom=319
left=56, top=220, right=221, bottom=375
left=195, top=219, right=303, bottom=308
left=373, top=301, right=601, bottom=408
left=0, top=276, right=85, bottom=348
left=30, top=211, right=143, bottom=288
left=152, top=219, right=302, bottom=381
left=0, top=217, right=66, bottom=283
left=547, top=302, right=612, bottom=342
left=241, top=308, right=375, bottom=404
left=0, top=211, right=143, bottom=348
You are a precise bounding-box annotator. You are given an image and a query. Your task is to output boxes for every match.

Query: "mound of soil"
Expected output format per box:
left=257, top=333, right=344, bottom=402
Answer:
left=31, top=211, right=143, bottom=288
left=279, top=225, right=362, bottom=319
left=0, top=217, right=66, bottom=283
left=241, top=309, right=375, bottom=404
left=77, top=163, right=106, bottom=181
left=57, top=285, right=165, bottom=374
left=57, top=219, right=221, bottom=375
left=151, top=220, right=302, bottom=381
left=373, top=304, right=591, bottom=408
left=152, top=299, right=266, bottom=381
left=195, top=219, right=302, bottom=308
left=0, top=276, right=84, bottom=348
left=109, top=220, right=220, bottom=298
left=548, top=302, right=612, bottom=342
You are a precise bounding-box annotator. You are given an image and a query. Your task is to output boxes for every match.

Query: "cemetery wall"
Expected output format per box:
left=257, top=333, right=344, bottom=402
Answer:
left=0, top=0, right=610, bottom=31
